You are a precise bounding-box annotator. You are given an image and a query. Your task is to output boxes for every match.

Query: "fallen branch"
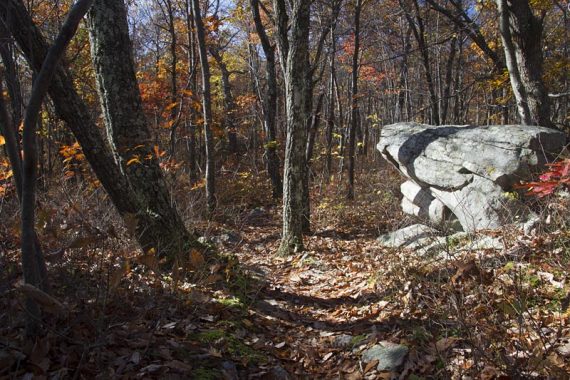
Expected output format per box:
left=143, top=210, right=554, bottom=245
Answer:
left=16, top=283, right=68, bottom=316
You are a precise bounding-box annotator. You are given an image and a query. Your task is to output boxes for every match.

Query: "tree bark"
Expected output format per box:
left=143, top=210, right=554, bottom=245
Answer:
left=274, top=0, right=311, bottom=255
left=347, top=0, right=362, bottom=200
left=400, top=0, right=440, bottom=125
left=1, top=0, right=206, bottom=259
left=88, top=0, right=203, bottom=258
left=325, top=31, right=337, bottom=179
left=496, top=0, right=552, bottom=127
left=209, top=47, right=238, bottom=154
left=190, top=0, right=216, bottom=212
left=250, top=0, right=282, bottom=198
left=18, top=0, right=94, bottom=337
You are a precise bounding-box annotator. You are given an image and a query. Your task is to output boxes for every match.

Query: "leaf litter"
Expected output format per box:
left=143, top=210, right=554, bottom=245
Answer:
left=0, top=166, right=569, bottom=379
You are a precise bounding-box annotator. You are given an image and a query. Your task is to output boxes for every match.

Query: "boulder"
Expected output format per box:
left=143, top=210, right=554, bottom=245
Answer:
left=377, top=123, right=566, bottom=232
left=377, top=224, right=438, bottom=248
left=362, top=341, right=409, bottom=371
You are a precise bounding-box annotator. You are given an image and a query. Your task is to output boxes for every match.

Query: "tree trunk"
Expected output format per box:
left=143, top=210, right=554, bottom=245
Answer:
left=347, top=0, right=362, bottom=200
left=88, top=0, right=203, bottom=258
left=400, top=0, right=440, bottom=125
left=250, top=0, right=282, bottom=199
left=1, top=0, right=205, bottom=259
left=274, top=0, right=311, bottom=255
left=19, top=0, right=94, bottom=337
left=183, top=0, right=199, bottom=183
left=325, top=33, right=336, bottom=179
left=397, top=27, right=412, bottom=121
left=190, top=0, right=216, bottom=212
left=210, top=47, right=238, bottom=154
left=440, top=34, right=457, bottom=124
left=162, top=0, right=179, bottom=156
left=306, top=93, right=324, bottom=165
left=496, top=0, right=552, bottom=127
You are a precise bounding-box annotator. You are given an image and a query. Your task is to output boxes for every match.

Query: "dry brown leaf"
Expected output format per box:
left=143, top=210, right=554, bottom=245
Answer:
left=110, top=261, right=130, bottom=290
left=435, top=337, right=459, bottom=353
left=16, top=283, right=67, bottom=315
left=321, top=352, right=333, bottom=362
left=67, top=235, right=99, bottom=249
left=363, top=359, right=378, bottom=373
left=189, top=249, right=205, bottom=268
left=165, top=360, right=192, bottom=372
left=137, top=251, right=159, bottom=273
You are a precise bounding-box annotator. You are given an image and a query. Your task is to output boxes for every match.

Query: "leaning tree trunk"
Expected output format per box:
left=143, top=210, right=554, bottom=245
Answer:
left=274, top=0, right=311, bottom=255
left=0, top=70, right=50, bottom=294
left=87, top=0, right=202, bottom=258
left=496, top=0, right=552, bottom=128
left=1, top=0, right=205, bottom=259
left=18, top=0, right=95, bottom=337
left=250, top=0, right=282, bottom=198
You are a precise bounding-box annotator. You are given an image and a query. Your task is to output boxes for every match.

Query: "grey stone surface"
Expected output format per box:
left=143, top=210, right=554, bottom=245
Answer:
left=378, top=123, right=565, bottom=231
left=400, top=180, right=448, bottom=224
left=362, top=341, right=409, bottom=371
left=557, top=339, right=570, bottom=357
left=269, top=366, right=291, bottom=380
left=333, top=334, right=353, bottom=349
left=377, top=224, right=438, bottom=248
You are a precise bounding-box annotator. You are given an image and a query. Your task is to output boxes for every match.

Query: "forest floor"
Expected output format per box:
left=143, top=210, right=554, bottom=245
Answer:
left=1, top=158, right=570, bottom=379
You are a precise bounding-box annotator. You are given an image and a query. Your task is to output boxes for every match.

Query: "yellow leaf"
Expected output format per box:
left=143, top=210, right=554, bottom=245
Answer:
left=0, top=135, right=5, bottom=146
left=126, top=156, right=141, bottom=166
left=165, top=101, right=178, bottom=111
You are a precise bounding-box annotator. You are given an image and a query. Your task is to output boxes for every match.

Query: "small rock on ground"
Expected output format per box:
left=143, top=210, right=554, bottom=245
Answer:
left=362, top=341, right=409, bottom=371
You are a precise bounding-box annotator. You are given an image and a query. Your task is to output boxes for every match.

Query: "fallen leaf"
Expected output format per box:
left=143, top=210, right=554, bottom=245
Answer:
left=130, top=351, right=141, bottom=365
left=165, top=360, right=192, bottom=372
left=322, top=352, right=333, bottom=362
left=189, top=250, right=205, bottom=268
left=435, top=337, right=458, bottom=353
left=364, top=359, right=379, bottom=373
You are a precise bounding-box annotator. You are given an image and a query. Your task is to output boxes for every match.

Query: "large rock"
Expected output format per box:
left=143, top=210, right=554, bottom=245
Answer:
left=378, top=123, right=565, bottom=231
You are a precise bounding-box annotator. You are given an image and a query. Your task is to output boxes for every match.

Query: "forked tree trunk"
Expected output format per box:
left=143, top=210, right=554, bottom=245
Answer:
left=1, top=0, right=205, bottom=260
left=496, top=0, right=552, bottom=127
left=18, top=0, right=94, bottom=337
left=400, top=0, right=440, bottom=125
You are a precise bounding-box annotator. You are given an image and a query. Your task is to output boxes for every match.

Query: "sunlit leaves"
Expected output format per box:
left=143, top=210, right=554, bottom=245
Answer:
left=518, top=159, right=570, bottom=197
